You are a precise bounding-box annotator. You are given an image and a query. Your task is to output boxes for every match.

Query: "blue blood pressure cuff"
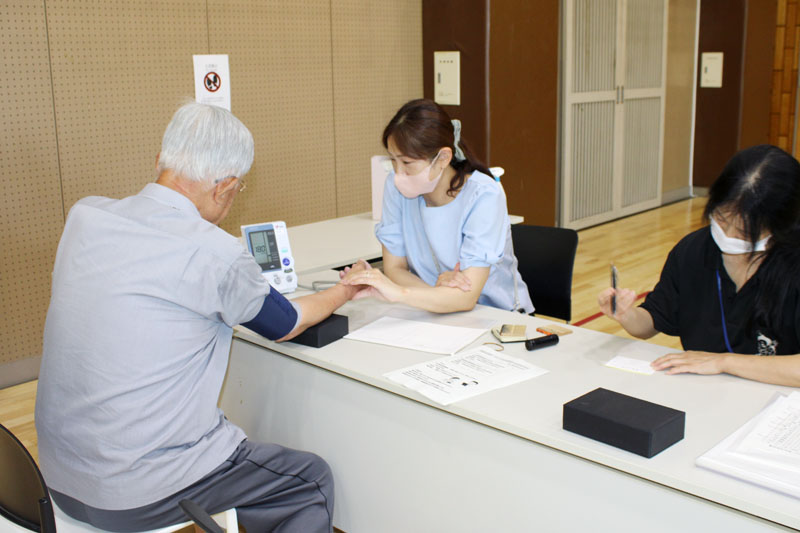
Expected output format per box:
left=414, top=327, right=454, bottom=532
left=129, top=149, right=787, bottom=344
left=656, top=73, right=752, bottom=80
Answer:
left=241, top=286, right=300, bottom=340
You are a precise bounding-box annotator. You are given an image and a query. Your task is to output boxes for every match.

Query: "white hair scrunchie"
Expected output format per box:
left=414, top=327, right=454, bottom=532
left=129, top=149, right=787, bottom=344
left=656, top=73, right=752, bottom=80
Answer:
left=451, top=119, right=467, bottom=162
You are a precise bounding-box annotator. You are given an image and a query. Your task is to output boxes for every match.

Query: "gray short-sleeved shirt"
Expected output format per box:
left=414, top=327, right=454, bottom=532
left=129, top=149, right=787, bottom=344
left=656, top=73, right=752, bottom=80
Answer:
left=35, top=183, right=269, bottom=510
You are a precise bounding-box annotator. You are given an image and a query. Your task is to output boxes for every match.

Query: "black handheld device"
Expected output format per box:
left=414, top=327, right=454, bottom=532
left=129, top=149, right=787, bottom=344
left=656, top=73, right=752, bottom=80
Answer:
left=525, top=334, right=559, bottom=351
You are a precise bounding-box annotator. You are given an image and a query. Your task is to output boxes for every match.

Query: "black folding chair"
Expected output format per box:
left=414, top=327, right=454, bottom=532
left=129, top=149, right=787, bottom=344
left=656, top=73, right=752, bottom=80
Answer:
left=0, top=423, right=56, bottom=532
left=511, top=224, right=579, bottom=322
left=0, top=423, right=226, bottom=533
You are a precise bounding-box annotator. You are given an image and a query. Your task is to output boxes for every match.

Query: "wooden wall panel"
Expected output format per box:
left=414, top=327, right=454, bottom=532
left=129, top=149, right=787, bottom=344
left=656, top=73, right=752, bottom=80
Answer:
left=489, top=0, right=559, bottom=226
left=1, top=1, right=63, bottom=372
left=332, top=0, right=423, bottom=217
left=661, top=0, right=697, bottom=196
left=209, top=0, right=337, bottom=231
left=740, top=0, right=777, bottom=149
left=770, top=0, right=799, bottom=152
left=692, top=0, right=746, bottom=187
left=45, top=1, right=208, bottom=212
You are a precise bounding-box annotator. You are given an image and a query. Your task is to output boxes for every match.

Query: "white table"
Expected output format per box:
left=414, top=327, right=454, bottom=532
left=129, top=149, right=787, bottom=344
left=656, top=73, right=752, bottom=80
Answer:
left=288, top=212, right=524, bottom=274
left=220, top=272, right=799, bottom=532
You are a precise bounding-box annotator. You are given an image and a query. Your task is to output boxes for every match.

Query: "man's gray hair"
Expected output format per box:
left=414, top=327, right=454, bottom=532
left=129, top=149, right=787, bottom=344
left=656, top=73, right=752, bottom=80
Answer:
left=158, top=101, right=254, bottom=183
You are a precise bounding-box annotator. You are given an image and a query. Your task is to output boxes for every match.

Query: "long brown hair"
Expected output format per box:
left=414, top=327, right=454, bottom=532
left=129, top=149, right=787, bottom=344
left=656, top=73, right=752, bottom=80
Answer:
left=382, top=99, right=490, bottom=197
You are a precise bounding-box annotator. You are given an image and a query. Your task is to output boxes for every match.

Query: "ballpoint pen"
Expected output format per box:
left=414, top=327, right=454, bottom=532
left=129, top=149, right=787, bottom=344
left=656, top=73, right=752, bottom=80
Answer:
left=611, top=263, right=618, bottom=315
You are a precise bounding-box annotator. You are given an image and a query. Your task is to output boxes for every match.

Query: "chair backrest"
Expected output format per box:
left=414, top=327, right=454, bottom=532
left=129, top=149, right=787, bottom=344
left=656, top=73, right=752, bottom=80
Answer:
left=511, top=224, right=579, bottom=322
left=0, top=424, right=56, bottom=533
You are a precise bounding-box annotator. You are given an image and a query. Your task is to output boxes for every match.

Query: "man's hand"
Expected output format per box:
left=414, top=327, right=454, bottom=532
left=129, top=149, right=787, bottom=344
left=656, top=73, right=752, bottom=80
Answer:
left=340, top=266, right=405, bottom=302
left=339, top=258, right=372, bottom=279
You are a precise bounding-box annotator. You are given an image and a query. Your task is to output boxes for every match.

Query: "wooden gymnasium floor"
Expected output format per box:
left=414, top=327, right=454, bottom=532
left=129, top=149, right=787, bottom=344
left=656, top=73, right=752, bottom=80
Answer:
left=0, top=196, right=708, bottom=464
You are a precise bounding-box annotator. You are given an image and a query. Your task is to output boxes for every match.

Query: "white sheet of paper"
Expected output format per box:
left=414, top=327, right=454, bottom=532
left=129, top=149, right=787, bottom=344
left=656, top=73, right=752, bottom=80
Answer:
left=736, top=392, right=800, bottom=466
left=697, top=392, right=800, bottom=499
left=605, top=355, right=655, bottom=375
left=384, top=345, right=548, bottom=405
left=344, top=316, right=487, bottom=355
left=193, top=54, right=231, bottom=110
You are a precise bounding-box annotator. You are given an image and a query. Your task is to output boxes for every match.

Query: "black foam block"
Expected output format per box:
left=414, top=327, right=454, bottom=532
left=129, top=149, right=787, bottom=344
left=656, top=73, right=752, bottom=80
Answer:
left=563, top=387, right=685, bottom=458
left=290, top=313, right=348, bottom=348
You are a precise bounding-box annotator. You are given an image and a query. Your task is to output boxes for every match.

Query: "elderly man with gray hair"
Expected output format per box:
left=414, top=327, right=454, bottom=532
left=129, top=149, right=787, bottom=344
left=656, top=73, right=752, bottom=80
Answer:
left=35, top=102, right=361, bottom=532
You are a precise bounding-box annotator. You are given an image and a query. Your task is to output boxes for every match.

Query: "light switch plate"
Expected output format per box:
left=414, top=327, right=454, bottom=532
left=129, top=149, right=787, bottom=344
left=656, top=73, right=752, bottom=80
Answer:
left=434, top=51, right=460, bottom=106
left=700, top=52, right=723, bottom=88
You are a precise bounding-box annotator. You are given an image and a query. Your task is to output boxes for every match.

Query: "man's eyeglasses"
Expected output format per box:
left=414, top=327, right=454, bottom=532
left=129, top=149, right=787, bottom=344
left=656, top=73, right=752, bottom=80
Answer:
left=214, top=176, right=246, bottom=193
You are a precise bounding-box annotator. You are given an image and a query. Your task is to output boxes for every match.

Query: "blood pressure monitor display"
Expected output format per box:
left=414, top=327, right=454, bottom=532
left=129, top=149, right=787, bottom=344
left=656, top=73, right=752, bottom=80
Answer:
left=247, top=228, right=280, bottom=272
left=240, top=221, right=297, bottom=293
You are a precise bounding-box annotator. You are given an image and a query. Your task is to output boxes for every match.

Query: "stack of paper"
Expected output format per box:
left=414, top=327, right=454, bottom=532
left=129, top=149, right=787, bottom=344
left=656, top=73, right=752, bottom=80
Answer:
left=697, top=391, right=800, bottom=499
left=344, top=316, right=487, bottom=355
left=384, top=345, right=548, bottom=406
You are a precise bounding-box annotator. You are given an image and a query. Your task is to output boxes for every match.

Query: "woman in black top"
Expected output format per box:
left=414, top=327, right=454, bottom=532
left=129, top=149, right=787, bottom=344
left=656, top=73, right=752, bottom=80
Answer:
left=598, top=145, right=800, bottom=387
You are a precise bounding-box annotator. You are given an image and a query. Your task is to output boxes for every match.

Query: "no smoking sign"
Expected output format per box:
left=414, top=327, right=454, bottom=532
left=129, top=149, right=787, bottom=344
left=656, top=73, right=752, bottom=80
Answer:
left=204, top=71, right=221, bottom=93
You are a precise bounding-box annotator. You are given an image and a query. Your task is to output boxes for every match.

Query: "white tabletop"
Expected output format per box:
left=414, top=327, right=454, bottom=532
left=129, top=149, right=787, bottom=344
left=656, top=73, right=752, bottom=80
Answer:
left=288, top=211, right=524, bottom=274
left=234, top=271, right=800, bottom=530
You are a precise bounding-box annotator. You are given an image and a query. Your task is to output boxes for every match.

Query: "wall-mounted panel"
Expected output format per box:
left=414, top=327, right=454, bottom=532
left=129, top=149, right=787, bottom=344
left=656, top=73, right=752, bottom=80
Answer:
left=1, top=1, right=63, bottom=369
left=45, top=0, right=208, bottom=211
left=210, top=0, right=337, bottom=231
left=332, top=0, right=423, bottom=217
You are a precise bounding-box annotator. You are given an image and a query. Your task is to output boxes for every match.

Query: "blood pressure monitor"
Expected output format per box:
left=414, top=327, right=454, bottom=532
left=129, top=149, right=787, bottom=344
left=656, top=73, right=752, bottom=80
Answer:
left=240, top=221, right=297, bottom=293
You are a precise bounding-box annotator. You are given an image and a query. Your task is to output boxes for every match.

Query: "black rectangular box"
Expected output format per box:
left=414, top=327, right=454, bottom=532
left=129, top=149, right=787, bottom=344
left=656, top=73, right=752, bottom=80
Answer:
left=290, top=313, right=348, bottom=348
left=563, top=388, right=685, bottom=458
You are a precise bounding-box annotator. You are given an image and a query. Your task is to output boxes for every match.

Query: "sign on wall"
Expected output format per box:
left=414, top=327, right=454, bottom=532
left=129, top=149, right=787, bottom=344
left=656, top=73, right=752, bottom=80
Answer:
left=193, top=54, right=231, bottom=110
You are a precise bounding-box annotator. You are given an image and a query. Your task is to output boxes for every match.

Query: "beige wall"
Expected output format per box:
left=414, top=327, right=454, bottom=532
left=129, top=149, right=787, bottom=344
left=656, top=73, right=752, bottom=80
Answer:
left=0, top=0, right=422, bottom=386
left=662, top=0, right=698, bottom=200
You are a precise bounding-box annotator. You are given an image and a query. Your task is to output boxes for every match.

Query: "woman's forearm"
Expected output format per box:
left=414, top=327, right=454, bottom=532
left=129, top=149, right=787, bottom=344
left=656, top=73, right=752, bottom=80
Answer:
left=722, top=354, right=800, bottom=387
left=395, top=285, right=480, bottom=313
left=617, top=307, right=659, bottom=339
left=383, top=265, right=433, bottom=289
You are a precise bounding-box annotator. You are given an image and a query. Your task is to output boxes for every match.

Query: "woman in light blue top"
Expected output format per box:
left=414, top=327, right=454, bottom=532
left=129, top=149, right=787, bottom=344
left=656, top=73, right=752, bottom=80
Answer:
left=342, top=99, right=534, bottom=314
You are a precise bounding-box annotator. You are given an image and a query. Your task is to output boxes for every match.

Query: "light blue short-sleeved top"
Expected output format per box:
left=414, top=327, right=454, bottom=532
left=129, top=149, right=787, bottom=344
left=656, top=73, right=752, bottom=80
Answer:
left=35, top=183, right=268, bottom=510
left=375, top=171, right=534, bottom=313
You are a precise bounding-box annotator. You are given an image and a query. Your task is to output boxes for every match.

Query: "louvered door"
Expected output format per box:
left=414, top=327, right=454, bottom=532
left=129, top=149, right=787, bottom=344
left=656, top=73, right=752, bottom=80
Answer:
left=562, top=0, right=667, bottom=229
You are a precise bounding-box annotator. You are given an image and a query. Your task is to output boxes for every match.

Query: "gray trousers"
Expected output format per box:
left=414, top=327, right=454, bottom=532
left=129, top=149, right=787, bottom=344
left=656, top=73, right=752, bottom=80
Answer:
left=51, top=439, right=334, bottom=533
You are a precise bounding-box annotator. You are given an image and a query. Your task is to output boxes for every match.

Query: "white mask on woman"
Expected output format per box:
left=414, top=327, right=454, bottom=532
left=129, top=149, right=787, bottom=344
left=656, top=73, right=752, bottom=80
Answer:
left=709, top=215, right=770, bottom=254
left=394, top=151, right=444, bottom=199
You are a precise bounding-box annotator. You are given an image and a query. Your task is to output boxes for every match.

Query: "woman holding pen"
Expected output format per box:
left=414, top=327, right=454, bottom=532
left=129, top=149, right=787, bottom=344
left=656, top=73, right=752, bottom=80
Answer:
left=598, top=145, right=800, bottom=387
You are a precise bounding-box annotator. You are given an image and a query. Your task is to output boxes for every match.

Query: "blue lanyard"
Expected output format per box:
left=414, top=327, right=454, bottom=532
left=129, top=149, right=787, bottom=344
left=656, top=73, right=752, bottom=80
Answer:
left=715, top=269, right=735, bottom=353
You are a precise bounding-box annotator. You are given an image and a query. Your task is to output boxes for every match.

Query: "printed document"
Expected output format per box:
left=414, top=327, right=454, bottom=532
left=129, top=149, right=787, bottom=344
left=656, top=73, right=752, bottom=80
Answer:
left=345, top=316, right=487, bottom=355
left=697, top=391, right=800, bottom=499
left=384, top=345, right=548, bottom=405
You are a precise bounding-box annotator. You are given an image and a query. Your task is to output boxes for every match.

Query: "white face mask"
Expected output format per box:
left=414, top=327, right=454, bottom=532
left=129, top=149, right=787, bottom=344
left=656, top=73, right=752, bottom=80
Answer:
left=709, top=216, right=770, bottom=254
left=393, top=151, right=444, bottom=199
